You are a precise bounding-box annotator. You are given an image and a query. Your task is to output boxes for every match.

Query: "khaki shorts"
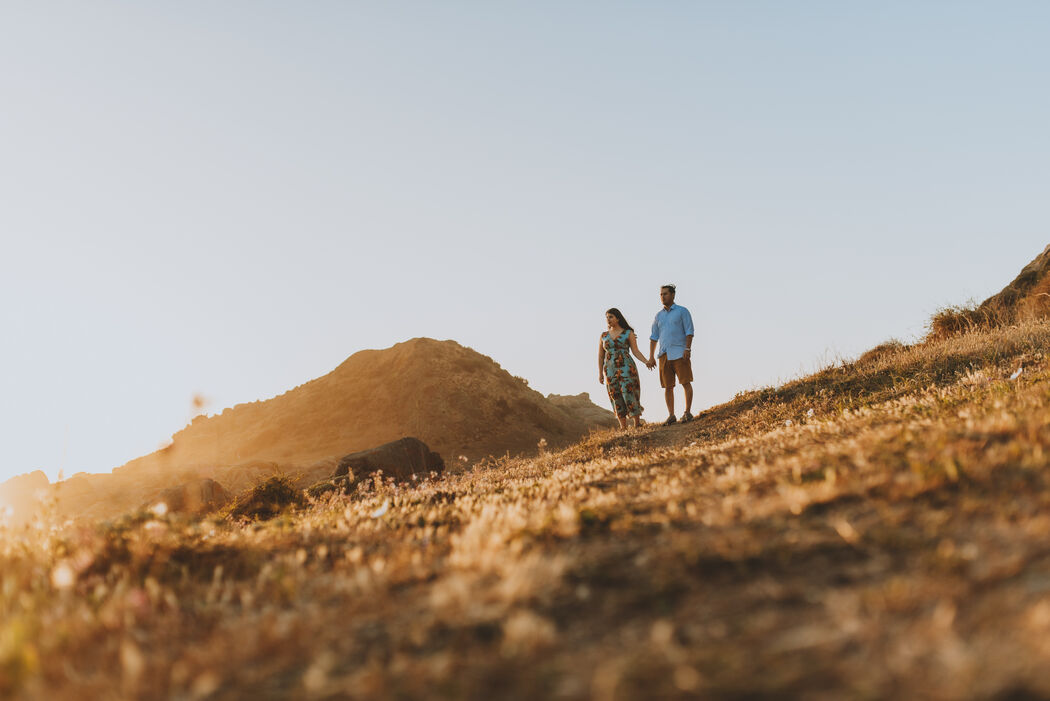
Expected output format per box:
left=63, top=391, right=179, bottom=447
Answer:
left=659, top=354, right=693, bottom=388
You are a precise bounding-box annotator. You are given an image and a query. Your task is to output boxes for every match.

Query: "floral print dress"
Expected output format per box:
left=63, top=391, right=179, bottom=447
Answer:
left=603, top=329, right=643, bottom=418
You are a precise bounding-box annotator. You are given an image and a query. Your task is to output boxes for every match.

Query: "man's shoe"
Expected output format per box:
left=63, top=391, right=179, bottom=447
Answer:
left=663, top=415, right=677, bottom=426
left=681, top=411, right=694, bottom=423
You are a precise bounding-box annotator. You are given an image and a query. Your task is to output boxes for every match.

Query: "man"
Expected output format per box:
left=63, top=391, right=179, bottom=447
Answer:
left=648, top=284, right=694, bottom=425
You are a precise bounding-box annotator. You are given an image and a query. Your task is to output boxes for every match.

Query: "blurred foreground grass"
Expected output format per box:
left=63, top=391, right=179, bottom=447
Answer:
left=5, top=321, right=1050, bottom=699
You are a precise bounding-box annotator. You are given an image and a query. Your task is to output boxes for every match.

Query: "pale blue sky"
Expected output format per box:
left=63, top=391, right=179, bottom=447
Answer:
left=1, top=2, right=1047, bottom=484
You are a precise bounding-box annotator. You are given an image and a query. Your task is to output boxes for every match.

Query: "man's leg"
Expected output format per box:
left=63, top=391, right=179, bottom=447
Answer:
left=678, top=357, right=695, bottom=421
left=659, top=355, right=677, bottom=424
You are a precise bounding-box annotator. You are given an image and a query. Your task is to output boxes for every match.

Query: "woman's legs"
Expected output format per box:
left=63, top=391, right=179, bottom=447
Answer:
left=620, top=379, right=644, bottom=429
left=607, top=379, right=629, bottom=428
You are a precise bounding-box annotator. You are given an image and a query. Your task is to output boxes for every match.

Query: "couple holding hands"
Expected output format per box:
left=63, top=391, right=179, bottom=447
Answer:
left=599, top=284, right=695, bottom=429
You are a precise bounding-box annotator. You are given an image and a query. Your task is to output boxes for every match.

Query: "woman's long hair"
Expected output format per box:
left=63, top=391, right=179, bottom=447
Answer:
left=606, top=308, right=633, bottom=331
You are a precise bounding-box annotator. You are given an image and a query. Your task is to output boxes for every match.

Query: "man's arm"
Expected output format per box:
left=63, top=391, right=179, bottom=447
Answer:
left=682, top=308, right=695, bottom=358
left=650, top=316, right=660, bottom=362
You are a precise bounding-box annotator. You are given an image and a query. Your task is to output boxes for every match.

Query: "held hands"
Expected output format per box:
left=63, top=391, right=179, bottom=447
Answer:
left=645, top=356, right=656, bottom=371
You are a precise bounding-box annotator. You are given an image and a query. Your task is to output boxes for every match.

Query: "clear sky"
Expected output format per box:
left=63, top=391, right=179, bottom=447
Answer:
left=1, top=2, right=1047, bottom=484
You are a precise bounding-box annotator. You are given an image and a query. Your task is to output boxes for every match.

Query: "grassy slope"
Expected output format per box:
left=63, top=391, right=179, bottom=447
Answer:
left=4, top=322, right=1050, bottom=699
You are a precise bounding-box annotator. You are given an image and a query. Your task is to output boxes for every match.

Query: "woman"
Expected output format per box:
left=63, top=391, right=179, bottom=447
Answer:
left=599, top=308, right=655, bottom=429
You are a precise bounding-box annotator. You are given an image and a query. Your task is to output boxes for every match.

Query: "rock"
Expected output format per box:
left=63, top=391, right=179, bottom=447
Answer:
left=334, top=437, right=444, bottom=483
left=147, top=478, right=230, bottom=515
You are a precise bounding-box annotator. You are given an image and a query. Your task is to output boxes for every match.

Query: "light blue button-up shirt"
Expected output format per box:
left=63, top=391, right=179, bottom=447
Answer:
left=650, top=304, right=694, bottom=360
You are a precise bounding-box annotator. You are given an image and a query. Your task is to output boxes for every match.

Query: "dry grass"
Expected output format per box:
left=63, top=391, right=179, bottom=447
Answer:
left=927, top=247, right=1050, bottom=341
left=927, top=302, right=1012, bottom=341
left=5, top=322, right=1050, bottom=699
left=223, top=476, right=306, bottom=522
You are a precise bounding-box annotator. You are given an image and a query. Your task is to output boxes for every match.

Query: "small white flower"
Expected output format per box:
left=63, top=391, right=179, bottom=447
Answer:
left=806, top=409, right=814, bottom=417
left=51, top=562, right=75, bottom=589
left=150, top=502, right=169, bottom=517
left=784, top=419, right=793, bottom=427
left=1010, top=367, right=1023, bottom=380
left=370, top=500, right=389, bottom=519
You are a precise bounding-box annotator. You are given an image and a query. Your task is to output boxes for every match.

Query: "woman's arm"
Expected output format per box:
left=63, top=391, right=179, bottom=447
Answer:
left=629, top=332, right=655, bottom=369
left=598, top=337, right=607, bottom=383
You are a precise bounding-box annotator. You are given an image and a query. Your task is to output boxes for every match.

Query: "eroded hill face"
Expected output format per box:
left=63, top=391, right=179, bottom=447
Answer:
left=931, top=244, right=1050, bottom=338
left=980, top=243, right=1050, bottom=320
left=43, top=339, right=614, bottom=521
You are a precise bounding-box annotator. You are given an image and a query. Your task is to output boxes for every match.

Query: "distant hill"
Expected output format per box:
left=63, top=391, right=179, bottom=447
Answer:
left=39, top=338, right=615, bottom=520
left=116, top=338, right=613, bottom=472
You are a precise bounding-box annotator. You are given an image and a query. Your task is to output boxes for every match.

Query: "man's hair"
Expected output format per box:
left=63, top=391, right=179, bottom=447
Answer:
left=661, top=284, right=676, bottom=295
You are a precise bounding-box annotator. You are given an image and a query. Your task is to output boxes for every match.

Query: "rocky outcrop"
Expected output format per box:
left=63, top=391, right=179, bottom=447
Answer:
left=307, top=437, right=444, bottom=498
left=146, top=478, right=230, bottom=516
left=334, top=437, right=444, bottom=483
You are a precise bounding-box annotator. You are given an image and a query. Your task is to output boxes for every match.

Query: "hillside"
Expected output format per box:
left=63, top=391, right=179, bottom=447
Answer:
left=120, top=337, right=610, bottom=470
left=978, top=243, right=1050, bottom=320
left=37, top=338, right=614, bottom=521
left=5, top=251, right=1050, bottom=699
left=930, top=243, right=1050, bottom=338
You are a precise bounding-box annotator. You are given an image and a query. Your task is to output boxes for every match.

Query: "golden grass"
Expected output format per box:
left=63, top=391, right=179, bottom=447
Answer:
left=4, top=321, right=1050, bottom=698
left=223, top=476, right=306, bottom=522
left=926, top=253, right=1050, bottom=341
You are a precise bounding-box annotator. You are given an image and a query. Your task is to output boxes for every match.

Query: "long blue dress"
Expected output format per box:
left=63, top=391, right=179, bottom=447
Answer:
left=602, top=329, right=643, bottom=418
